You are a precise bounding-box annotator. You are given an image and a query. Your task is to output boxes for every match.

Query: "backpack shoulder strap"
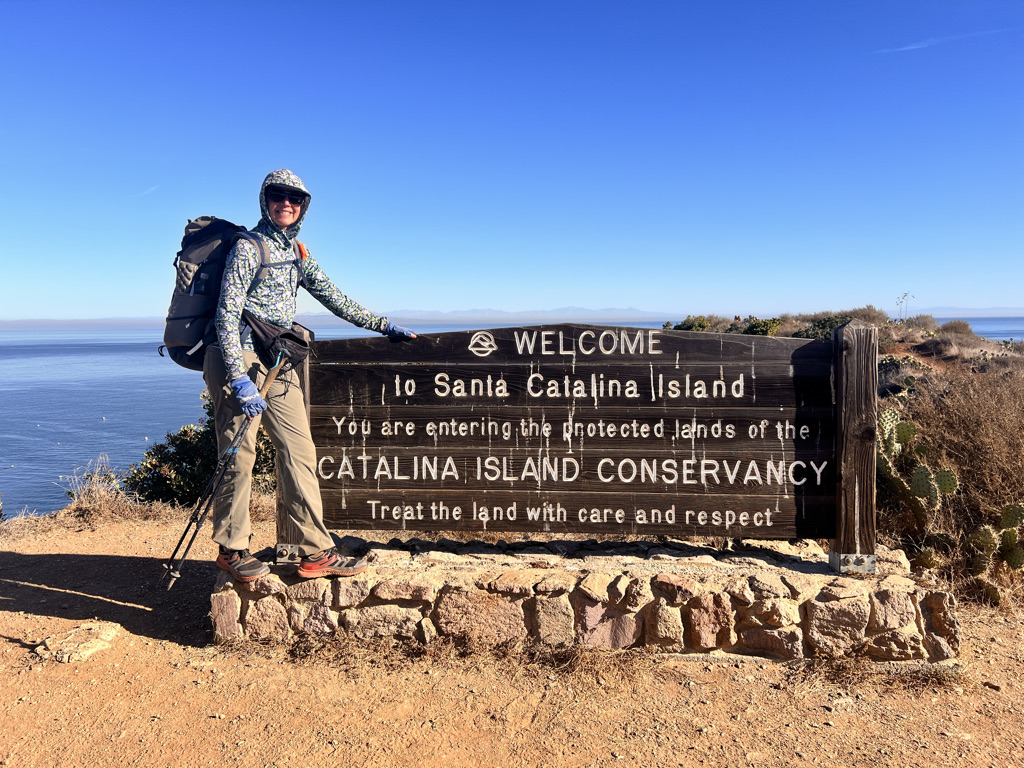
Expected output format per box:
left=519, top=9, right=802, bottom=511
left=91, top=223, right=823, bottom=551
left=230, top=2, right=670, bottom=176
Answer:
left=237, top=232, right=304, bottom=296
left=233, top=232, right=266, bottom=295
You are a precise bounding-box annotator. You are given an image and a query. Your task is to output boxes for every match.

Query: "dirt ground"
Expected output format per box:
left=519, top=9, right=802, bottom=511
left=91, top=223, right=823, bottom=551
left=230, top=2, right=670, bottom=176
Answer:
left=1, top=517, right=1022, bottom=768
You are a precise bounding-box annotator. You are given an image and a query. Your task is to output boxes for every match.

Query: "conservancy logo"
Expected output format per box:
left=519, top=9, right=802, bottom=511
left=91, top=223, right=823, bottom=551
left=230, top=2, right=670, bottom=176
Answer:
left=468, top=331, right=498, bottom=357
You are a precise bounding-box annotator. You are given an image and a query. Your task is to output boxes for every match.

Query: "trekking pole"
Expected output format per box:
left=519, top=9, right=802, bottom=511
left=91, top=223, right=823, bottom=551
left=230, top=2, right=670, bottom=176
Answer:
left=161, top=351, right=289, bottom=590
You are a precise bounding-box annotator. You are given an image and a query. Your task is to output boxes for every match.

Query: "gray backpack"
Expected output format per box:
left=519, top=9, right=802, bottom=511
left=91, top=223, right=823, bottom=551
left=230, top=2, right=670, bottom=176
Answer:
left=160, top=217, right=302, bottom=370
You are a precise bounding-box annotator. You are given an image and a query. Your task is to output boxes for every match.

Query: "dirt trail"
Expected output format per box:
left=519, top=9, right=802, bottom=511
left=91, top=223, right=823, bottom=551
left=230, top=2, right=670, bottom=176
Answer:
left=1, top=517, right=1022, bottom=768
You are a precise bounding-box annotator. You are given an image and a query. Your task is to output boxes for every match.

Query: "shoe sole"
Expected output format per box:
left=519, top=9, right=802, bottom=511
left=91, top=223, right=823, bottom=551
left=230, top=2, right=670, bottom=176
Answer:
left=295, top=561, right=368, bottom=579
left=216, top=559, right=270, bottom=582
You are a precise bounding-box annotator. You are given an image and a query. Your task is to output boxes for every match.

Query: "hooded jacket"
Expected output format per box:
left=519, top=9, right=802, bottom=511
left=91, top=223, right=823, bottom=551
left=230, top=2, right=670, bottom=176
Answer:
left=214, top=169, right=390, bottom=382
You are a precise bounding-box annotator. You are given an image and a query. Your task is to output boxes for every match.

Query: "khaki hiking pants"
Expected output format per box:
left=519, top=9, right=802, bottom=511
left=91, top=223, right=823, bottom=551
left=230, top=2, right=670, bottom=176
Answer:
left=203, top=347, right=334, bottom=556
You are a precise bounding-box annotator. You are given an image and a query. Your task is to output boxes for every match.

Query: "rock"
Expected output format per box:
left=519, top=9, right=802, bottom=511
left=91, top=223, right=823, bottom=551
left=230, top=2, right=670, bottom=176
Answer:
left=780, top=573, right=822, bottom=602
left=245, top=597, right=290, bottom=642
left=724, top=577, right=755, bottom=606
left=574, top=594, right=642, bottom=649
left=819, top=578, right=872, bottom=601
left=38, top=621, right=120, bottom=663
left=739, top=627, right=803, bottom=660
left=805, top=597, right=869, bottom=657
left=434, top=589, right=526, bottom=646
left=862, top=630, right=926, bottom=661
left=483, top=570, right=537, bottom=598
left=875, top=545, right=912, bottom=575
left=920, top=590, right=961, bottom=661
left=418, top=617, right=438, bottom=644
left=652, top=574, right=699, bottom=606
left=284, top=577, right=328, bottom=602
left=535, top=572, right=578, bottom=595
left=577, top=572, right=615, bottom=603
left=686, top=593, right=736, bottom=650
left=333, top=577, right=372, bottom=609
left=878, top=575, right=917, bottom=592
left=748, top=574, right=790, bottom=600
left=645, top=598, right=684, bottom=648
left=608, top=574, right=630, bottom=604
left=624, top=578, right=654, bottom=613
left=868, top=590, right=917, bottom=633
left=368, top=548, right=412, bottom=566
left=526, top=594, right=575, bottom=647
left=210, top=591, right=243, bottom=643
left=213, top=572, right=234, bottom=593
left=743, top=598, right=801, bottom=629
left=341, top=604, right=421, bottom=640
left=302, top=602, right=340, bottom=635
left=287, top=603, right=306, bottom=634
left=372, top=576, right=440, bottom=603
left=243, top=574, right=287, bottom=597
left=415, top=551, right=464, bottom=564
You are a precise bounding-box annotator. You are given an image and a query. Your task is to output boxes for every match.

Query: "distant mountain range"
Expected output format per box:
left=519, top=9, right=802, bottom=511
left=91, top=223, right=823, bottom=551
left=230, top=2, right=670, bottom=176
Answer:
left=300, top=306, right=676, bottom=327
left=2, top=306, right=1022, bottom=329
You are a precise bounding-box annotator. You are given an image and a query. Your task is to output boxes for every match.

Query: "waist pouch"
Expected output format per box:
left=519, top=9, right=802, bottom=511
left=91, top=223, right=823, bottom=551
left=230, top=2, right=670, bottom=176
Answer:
left=241, top=310, right=310, bottom=373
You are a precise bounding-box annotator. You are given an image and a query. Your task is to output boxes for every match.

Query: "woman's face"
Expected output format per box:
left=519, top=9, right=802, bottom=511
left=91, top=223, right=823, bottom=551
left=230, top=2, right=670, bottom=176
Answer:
left=266, top=188, right=305, bottom=229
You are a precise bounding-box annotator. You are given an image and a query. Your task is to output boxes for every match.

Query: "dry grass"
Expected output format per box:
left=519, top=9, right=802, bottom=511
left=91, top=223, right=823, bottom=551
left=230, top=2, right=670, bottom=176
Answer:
left=221, top=632, right=658, bottom=692
left=907, top=370, right=1024, bottom=532
left=785, top=656, right=970, bottom=695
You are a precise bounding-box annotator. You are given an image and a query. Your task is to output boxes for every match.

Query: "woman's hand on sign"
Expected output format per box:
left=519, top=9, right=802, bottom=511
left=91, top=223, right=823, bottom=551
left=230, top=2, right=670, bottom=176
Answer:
left=385, top=322, right=417, bottom=340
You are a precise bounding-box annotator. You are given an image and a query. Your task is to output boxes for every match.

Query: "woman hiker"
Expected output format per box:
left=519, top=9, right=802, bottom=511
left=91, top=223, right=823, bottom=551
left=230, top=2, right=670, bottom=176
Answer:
left=206, top=169, right=415, bottom=582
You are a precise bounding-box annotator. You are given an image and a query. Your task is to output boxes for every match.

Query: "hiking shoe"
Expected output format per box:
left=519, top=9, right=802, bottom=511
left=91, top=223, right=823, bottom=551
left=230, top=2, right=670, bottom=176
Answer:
left=296, top=548, right=368, bottom=578
left=216, top=548, right=270, bottom=582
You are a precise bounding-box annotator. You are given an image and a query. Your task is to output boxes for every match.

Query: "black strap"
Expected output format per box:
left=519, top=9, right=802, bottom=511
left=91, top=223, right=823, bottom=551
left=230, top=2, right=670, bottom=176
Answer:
left=237, top=233, right=304, bottom=297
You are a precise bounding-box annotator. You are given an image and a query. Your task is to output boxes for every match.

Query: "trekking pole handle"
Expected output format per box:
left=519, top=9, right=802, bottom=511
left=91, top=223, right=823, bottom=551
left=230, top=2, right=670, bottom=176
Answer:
left=253, top=350, right=289, bottom=406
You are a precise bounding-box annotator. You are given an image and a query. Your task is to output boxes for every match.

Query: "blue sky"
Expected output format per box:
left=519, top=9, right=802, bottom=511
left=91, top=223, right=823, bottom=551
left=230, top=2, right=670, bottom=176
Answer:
left=2, top=0, right=1021, bottom=320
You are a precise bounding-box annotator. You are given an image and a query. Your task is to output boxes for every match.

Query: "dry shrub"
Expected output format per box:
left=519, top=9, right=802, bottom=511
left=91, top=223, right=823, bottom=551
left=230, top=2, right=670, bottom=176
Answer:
left=905, top=370, right=1024, bottom=534
left=846, top=304, right=890, bottom=326
left=939, top=319, right=976, bottom=336
left=905, top=314, right=939, bottom=333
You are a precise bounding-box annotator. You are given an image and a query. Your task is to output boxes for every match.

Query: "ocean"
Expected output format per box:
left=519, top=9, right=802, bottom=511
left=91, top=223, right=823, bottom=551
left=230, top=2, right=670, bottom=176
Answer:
left=1, top=316, right=1021, bottom=516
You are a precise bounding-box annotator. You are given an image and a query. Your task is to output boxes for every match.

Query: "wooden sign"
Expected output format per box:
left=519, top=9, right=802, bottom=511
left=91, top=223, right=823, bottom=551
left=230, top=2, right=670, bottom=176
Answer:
left=302, top=323, right=877, bottom=547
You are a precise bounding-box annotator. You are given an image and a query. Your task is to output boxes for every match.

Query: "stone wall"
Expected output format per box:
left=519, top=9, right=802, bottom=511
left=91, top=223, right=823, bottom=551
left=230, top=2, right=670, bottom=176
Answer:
left=210, top=538, right=960, bottom=662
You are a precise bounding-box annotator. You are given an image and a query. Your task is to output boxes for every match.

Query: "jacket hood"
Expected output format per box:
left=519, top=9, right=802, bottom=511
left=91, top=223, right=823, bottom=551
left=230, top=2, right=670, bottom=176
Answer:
left=255, top=169, right=310, bottom=247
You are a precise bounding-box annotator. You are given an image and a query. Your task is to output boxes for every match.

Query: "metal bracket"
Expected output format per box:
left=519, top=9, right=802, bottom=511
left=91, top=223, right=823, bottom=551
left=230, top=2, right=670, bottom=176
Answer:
left=829, top=551, right=877, bottom=575
left=275, top=543, right=300, bottom=565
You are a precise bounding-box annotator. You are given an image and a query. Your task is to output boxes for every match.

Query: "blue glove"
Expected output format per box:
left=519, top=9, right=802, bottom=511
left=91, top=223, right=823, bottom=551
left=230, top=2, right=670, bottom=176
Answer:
left=385, top=322, right=416, bottom=339
left=230, top=376, right=268, bottom=417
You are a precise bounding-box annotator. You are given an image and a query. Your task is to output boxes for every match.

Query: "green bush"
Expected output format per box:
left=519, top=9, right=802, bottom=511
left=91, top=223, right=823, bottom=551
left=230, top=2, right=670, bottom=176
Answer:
left=124, top=394, right=276, bottom=506
left=672, top=315, right=713, bottom=332
left=793, top=314, right=853, bottom=340
left=742, top=317, right=781, bottom=336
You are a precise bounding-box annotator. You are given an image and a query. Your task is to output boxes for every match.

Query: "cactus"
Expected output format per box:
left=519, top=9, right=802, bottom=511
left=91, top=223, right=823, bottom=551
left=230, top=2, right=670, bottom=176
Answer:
left=913, top=547, right=942, bottom=569
left=1004, top=546, right=1024, bottom=571
left=969, top=552, right=993, bottom=576
left=1000, top=503, right=1024, bottom=529
left=978, top=579, right=1002, bottom=606
left=967, top=525, right=1000, bottom=555
left=879, top=408, right=899, bottom=433
left=895, top=421, right=917, bottom=444
left=909, top=465, right=934, bottom=499
left=1002, top=528, right=1019, bottom=550
left=934, top=469, right=958, bottom=494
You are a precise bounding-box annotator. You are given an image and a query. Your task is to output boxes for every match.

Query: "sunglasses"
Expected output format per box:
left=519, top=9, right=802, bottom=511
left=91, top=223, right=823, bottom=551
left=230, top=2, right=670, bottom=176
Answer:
left=266, top=190, right=307, bottom=206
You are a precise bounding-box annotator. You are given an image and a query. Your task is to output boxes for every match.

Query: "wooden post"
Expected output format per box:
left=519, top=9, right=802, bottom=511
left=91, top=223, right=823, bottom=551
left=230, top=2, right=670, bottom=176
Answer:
left=274, top=325, right=315, bottom=564
left=830, top=320, right=878, bottom=574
